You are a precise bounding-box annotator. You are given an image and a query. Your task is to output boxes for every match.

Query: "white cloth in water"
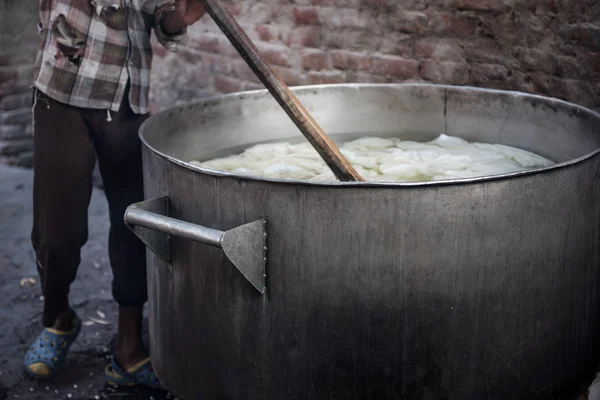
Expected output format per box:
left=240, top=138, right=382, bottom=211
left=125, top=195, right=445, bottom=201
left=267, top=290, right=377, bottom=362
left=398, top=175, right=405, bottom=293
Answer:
left=190, top=134, right=554, bottom=183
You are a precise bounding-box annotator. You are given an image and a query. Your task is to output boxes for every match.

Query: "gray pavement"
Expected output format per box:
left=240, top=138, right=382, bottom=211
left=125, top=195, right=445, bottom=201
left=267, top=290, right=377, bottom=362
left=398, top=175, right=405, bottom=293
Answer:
left=0, top=165, right=173, bottom=400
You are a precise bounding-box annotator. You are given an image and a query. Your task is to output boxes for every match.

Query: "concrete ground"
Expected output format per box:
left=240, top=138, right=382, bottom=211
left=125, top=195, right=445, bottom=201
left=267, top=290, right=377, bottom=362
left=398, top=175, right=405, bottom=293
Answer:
left=0, top=165, right=175, bottom=400
left=0, top=163, right=596, bottom=400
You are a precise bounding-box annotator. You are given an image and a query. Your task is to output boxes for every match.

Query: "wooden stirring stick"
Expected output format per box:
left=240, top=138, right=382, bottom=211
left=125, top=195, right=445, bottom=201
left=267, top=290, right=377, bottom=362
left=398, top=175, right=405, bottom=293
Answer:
left=198, top=0, right=364, bottom=182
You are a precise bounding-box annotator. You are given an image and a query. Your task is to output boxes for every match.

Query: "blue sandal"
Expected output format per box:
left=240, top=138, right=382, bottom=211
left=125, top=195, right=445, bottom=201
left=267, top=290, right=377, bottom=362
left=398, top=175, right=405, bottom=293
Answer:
left=23, top=314, right=81, bottom=380
left=105, top=357, right=165, bottom=390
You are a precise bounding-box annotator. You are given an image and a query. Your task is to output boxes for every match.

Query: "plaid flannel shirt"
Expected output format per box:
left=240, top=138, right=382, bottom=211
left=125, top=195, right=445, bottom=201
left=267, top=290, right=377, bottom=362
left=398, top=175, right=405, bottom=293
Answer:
left=34, top=0, right=185, bottom=114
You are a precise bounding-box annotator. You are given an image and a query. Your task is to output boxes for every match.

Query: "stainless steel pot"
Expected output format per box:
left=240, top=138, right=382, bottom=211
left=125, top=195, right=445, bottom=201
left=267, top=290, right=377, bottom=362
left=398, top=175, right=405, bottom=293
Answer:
left=125, top=84, right=600, bottom=400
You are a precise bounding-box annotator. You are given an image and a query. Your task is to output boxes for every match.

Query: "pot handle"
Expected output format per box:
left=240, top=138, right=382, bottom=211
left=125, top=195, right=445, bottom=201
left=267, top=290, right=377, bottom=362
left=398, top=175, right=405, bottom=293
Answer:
left=124, top=196, right=267, bottom=294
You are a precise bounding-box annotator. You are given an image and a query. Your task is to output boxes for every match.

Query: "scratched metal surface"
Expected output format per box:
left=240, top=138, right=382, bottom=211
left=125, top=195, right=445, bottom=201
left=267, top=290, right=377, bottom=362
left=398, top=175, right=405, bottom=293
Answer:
left=137, top=84, right=600, bottom=399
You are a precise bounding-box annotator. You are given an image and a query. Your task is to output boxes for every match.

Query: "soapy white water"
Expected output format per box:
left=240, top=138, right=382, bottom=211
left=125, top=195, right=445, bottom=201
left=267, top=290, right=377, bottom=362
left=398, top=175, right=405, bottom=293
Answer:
left=189, top=134, right=554, bottom=183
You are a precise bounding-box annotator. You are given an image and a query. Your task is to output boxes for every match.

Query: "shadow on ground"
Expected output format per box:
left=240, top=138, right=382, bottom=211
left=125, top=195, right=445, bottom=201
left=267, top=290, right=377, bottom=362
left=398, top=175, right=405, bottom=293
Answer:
left=0, top=166, right=178, bottom=399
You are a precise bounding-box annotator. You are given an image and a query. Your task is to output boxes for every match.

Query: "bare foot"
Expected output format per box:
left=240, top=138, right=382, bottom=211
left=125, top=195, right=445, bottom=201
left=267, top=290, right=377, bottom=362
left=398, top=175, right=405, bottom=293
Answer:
left=52, top=308, right=75, bottom=332
left=116, top=305, right=147, bottom=369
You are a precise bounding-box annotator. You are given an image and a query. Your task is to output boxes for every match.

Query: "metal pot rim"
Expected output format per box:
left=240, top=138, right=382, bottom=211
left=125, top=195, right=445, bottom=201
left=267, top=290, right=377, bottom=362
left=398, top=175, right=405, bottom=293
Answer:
left=140, top=83, right=600, bottom=188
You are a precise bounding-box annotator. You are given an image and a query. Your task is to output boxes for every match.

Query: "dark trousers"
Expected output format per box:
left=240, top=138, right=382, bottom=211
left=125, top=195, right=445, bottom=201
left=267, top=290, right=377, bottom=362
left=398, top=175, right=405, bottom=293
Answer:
left=31, top=88, right=148, bottom=327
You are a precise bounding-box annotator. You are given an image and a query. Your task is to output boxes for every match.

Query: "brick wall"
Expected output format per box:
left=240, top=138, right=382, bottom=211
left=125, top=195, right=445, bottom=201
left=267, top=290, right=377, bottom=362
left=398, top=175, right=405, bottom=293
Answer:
left=150, top=0, right=600, bottom=113
left=1, top=1, right=598, bottom=169
left=0, top=0, right=38, bottom=168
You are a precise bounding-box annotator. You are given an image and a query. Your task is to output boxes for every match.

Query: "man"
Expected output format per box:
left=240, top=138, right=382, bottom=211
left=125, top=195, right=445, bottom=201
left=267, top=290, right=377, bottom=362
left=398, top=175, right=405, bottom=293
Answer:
left=24, top=0, right=206, bottom=389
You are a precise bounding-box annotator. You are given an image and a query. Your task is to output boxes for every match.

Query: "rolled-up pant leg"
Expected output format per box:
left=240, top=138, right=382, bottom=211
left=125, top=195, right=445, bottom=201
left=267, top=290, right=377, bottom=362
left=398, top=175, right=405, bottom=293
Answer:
left=90, top=95, right=149, bottom=308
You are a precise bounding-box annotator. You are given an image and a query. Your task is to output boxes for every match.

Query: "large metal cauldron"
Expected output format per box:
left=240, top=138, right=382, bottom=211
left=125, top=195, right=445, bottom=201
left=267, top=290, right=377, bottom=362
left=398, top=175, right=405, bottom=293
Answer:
left=125, top=84, right=600, bottom=400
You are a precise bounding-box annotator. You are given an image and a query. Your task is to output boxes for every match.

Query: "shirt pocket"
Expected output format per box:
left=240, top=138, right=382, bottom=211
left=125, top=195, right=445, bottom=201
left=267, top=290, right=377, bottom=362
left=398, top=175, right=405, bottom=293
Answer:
left=37, top=21, right=50, bottom=52
left=42, top=20, right=87, bottom=73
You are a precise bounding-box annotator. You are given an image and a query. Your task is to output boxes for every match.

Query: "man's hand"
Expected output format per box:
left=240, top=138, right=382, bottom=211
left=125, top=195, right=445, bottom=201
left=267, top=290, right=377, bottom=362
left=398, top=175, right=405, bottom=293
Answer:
left=161, top=0, right=206, bottom=34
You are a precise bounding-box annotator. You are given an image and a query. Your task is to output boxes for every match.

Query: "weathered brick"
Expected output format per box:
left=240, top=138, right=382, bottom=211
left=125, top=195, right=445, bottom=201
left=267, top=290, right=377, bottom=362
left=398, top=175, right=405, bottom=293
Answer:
left=148, top=56, right=211, bottom=105
left=307, top=70, right=346, bottom=84
left=293, top=7, right=319, bottom=25
left=471, top=63, right=510, bottom=84
left=301, top=49, right=329, bottom=70
left=232, top=60, right=262, bottom=84
left=0, top=66, right=18, bottom=84
left=0, top=53, right=9, bottom=67
left=0, top=92, right=31, bottom=111
left=388, top=11, right=428, bottom=34
left=255, top=25, right=276, bottom=42
left=319, top=8, right=371, bottom=29
left=199, top=52, right=234, bottom=74
left=178, top=49, right=203, bottom=64
left=346, top=71, right=389, bottom=83
left=364, top=0, right=391, bottom=9
left=0, top=125, right=27, bottom=140
left=371, top=13, right=389, bottom=36
left=421, top=60, right=471, bottom=85
left=194, top=69, right=212, bottom=88
left=504, top=71, right=534, bottom=93
left=560, top=23, right=600, bottom=50
left=248, top=2, right=272, bottom=24
left=190, top=35, right=221, bottom=54
left=331, top=50, right=371, bottom=71
left=284, top=27, right=321, bottom=48
left=257, top=44, right=291, bottom=67
left=321, top=29, right=364, bottom=50
left=478, top=13, right=530, bottom=43
left=561, top=79, right=600, bottom=110
left=218, top=39, right=239, bottom=57
left=463, top=39, right=506, bottom=65
left=223, top=1, right=243, bottom=16
left=0, top=49, right=38, bottom=67
left=379, top=34, right=413, bottom=57
left=273, top=66, right=307, bottom=86
left=414, top=39, right=465, bottom=62
left=243, top=81, right=264, bottom=91
left=582, top=52, right=600, bottom=79
left=451, top=0, right=509, bottom=12
left=517, top=47, right=559, bottom=75
left=534, top=0, right=558, bottom=14
left=214, top=75, right=244, bottom=94
left=0, top=109, right=30, bottom=125
left=436, top=12, right=478, bottom=37
left=16, top=65, right=34, bottom=80
left=530, top=74, right=568, bottom=100
left=311, top=0, right=362, bottom=6
left=0, top=139, right=33, bottom=156
left=371, top=55, right=419, bottom=79
left=311, top=0, right=334, bottom=5
left=142, top=0, right=600, bottom=121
